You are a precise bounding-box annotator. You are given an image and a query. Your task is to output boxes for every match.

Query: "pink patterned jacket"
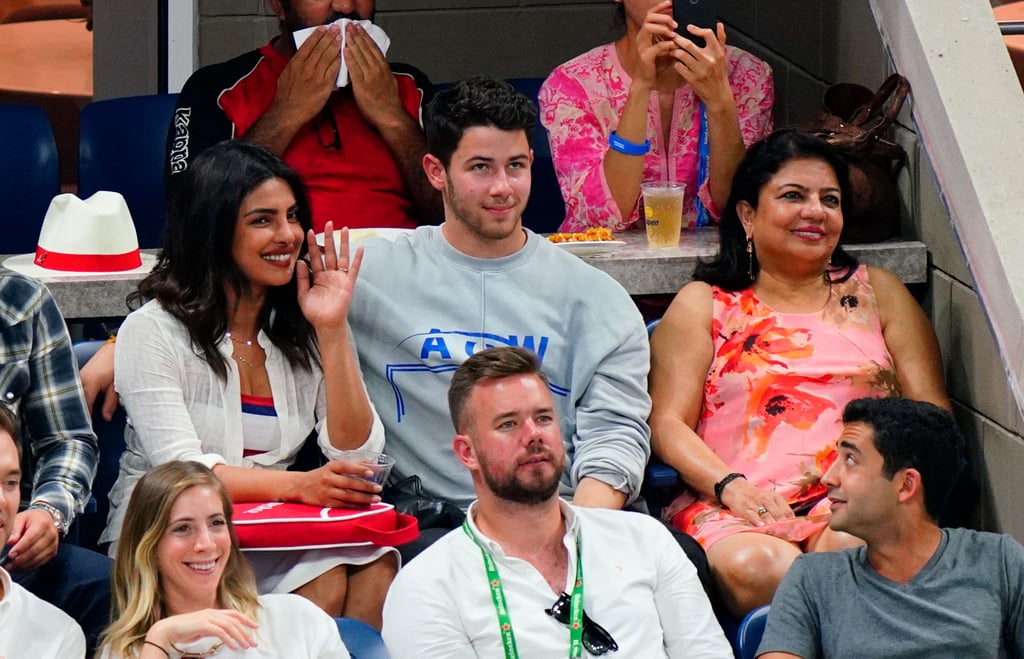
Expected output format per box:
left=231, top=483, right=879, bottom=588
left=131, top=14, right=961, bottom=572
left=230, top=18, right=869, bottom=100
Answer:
left=539, top=43, right=774, bottom=232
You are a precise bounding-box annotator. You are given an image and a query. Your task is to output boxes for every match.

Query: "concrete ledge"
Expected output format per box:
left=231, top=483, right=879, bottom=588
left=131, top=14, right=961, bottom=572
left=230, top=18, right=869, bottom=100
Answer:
left=2, top=235, right=928, bottom=319
left=584, top=231, right=927, bottom=296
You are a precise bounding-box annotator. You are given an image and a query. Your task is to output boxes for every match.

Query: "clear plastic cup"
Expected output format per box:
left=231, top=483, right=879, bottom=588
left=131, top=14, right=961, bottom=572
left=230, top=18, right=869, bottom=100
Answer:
left=338, top=450, right=395, bottom=486
left=641, top=182, right=686, bottom=248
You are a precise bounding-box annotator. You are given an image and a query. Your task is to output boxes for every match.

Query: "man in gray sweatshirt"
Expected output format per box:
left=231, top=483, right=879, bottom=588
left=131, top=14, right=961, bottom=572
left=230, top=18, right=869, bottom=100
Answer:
left=349, top=77, right=652, bottom=548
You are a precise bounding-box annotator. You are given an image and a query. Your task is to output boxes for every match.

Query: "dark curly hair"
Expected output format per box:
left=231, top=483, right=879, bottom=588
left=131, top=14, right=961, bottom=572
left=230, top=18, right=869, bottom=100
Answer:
left=425, top=77, right=538, bottom=168
left=842, top=397, right=964, bottom=521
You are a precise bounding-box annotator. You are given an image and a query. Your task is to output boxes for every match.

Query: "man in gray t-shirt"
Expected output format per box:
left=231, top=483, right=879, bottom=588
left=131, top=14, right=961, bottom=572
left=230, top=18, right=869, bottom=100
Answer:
left=758, top=397, right=1024, bottom=659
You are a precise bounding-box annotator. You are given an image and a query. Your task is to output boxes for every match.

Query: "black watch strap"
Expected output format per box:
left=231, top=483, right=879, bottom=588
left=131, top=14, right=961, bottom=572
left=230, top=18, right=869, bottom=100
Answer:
left=713, top=472, right=746, bottom=505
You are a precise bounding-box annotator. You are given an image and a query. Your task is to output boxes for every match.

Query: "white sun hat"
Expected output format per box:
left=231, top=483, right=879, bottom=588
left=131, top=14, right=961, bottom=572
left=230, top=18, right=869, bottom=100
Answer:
left=3, top=191, right=157, bottom=277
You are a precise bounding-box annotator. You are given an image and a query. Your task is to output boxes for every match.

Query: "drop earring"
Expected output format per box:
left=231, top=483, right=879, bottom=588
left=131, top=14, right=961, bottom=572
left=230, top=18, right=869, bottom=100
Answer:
left=746, top=236, right=754, bottom=281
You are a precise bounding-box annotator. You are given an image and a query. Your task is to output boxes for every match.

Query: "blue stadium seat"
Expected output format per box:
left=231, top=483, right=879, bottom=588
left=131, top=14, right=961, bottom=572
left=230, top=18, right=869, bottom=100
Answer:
left=69, top=339, right=126, bottom=552
left=736, top=605, right=770, bottom=659
left=641, top=318, right=682, bottom=516
left=506, top=77, right=565, bottom=234
left=0, top=103, right=59, bottom=254
left=78, top=93, right=179, bottom=249
left=335, top=617, right=389, bottom=659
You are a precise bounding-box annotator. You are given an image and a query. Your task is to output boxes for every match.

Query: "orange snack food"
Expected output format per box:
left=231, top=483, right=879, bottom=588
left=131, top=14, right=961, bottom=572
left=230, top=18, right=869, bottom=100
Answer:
left=547, top=228, right=614, bottom=243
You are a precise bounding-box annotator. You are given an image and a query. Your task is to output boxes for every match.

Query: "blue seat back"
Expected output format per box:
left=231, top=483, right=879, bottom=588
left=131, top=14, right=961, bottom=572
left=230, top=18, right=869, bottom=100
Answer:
left=70, top=340, right=127, bottom=552
left=736, top=605, right=770, bottom=659
left=0, top=103, right=59, bottom=254
left=506, top=77, right=565, bottom=234
left=640, top=318, right=682, bottom=516
left=78, top=94, right=179, bottom=249
left=335, top=617, right=389, bottom=659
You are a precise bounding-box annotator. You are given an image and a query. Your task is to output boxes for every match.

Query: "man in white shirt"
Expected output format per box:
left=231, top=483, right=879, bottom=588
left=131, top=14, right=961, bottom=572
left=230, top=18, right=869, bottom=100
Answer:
left=0, top=405, right=87, bottom=658
left=381, top=346, right=730, bottom=658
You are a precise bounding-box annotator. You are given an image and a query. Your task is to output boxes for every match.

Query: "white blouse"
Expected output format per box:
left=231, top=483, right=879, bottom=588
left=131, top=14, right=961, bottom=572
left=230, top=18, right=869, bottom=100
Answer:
left=101, top=300, right=385, bottom=547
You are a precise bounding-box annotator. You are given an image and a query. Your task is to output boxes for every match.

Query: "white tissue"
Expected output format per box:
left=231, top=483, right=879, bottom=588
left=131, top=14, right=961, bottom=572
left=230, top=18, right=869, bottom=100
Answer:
left=292, top=19, right=391, bottom=88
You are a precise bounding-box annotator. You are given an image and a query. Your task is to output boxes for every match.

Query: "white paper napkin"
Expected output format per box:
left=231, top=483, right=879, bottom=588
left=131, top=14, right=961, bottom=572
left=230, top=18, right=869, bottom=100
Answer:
left=292, top=19, right=391, bottom=88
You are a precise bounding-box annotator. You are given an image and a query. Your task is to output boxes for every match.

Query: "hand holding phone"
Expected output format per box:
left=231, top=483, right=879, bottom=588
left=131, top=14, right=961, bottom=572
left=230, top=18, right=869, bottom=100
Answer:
left=672, top=0, right=721, bottom=48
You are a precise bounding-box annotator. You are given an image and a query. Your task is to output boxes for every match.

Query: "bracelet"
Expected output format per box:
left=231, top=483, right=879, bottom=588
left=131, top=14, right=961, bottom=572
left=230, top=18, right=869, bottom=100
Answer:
left=143, top=640, right=170, bottom=658
left=713, top=472, right=746, bottom=506
left=608, top=130, right=651, bottom=156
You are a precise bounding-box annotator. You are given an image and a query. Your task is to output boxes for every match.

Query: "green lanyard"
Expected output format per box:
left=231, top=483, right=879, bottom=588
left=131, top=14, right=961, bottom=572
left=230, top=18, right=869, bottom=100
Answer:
left=462, top=519, right=585, bottom=658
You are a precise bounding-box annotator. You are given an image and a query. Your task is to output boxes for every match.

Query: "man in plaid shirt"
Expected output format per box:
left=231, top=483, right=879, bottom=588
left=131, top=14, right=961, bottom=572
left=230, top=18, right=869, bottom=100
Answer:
left=0, top=269, right=111, bottom=652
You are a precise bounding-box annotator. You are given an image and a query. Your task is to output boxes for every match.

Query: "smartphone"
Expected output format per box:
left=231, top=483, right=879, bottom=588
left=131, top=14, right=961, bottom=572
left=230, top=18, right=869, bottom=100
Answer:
left=673, top=0, right=721, bottom=49
left=0, top=543, right=11, bottom=568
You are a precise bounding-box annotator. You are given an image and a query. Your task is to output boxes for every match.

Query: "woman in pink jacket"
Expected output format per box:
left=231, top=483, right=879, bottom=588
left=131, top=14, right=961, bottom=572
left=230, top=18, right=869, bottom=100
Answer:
left=539, top=0, right=773, bottom=232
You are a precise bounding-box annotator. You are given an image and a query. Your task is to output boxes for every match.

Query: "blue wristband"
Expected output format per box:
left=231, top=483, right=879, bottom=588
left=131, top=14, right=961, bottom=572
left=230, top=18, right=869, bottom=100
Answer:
left=609, top=131, right=651, bottom=156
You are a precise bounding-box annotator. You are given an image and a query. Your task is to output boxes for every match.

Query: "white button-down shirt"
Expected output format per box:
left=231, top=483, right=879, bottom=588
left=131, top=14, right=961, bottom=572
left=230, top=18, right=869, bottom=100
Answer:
left=382, top=500, right=731, bottom=658
left=0, top=566, right=86, bottom=658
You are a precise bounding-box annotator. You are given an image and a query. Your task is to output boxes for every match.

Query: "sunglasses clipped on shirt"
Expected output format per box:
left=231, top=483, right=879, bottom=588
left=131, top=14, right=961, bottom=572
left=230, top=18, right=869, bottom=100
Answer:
left=545, top=591, right=620, bottom=655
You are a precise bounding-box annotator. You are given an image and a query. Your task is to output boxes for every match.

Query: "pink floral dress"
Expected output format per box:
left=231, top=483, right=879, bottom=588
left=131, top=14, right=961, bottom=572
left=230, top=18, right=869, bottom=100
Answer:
left=538, top=43, right=773, bottom=232
left=666, top=266, right=899, bottom=549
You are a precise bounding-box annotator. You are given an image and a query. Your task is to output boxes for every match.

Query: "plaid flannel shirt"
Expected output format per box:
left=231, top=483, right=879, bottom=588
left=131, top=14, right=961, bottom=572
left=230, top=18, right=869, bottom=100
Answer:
left=0, top=271, right=98, bottom=524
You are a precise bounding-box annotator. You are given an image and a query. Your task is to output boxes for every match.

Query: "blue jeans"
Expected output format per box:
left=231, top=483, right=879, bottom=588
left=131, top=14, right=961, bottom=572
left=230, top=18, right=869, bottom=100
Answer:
left=11, top=542, right=113, bottom=655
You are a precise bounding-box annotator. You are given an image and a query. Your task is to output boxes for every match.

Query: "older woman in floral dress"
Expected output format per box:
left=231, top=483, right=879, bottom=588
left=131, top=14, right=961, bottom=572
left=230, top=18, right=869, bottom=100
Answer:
left=649, top=129, right=950, bottom=618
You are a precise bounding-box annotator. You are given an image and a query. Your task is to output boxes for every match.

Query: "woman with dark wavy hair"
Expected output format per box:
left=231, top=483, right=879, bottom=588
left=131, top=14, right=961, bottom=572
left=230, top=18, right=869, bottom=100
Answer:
left=101, top=141, right=396, bottom=628
left=99, top=461, right=349, bottom=658
left=649, top=129, right=949, bottom=618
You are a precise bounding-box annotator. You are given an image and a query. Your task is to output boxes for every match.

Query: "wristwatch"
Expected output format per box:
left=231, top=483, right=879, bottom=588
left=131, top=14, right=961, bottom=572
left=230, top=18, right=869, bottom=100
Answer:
left=28, top=500, right=70, bottom=536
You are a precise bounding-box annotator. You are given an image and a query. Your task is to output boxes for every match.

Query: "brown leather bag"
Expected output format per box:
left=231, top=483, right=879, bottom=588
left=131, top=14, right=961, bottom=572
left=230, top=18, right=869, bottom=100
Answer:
left=804, top=74, right=911, bottom=244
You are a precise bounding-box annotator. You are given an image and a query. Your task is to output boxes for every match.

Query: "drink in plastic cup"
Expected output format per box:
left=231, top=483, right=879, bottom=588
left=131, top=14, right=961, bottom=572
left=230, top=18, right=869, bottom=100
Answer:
left=339, top=450, right=395, bottom=486
left=641, top=182, right=685, bottom=248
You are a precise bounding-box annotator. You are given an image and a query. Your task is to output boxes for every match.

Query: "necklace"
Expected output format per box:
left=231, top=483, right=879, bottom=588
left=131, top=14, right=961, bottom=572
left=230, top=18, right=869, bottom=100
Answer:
left=231, top=352, right=265, bottom=368
left=225, top=331, right=256, bottom=347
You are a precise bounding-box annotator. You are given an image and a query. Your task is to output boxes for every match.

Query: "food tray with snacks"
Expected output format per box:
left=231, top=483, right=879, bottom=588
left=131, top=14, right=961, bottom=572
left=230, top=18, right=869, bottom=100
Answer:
left=546, top=228, right=626, bottom=256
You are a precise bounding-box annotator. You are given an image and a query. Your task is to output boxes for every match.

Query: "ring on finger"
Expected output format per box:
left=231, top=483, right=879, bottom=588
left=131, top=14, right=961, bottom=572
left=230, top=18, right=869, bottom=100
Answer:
left=756, top=506, right=768, bottom=516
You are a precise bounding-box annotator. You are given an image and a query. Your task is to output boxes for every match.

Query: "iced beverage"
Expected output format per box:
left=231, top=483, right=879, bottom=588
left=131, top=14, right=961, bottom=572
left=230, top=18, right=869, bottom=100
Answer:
left=641, top=183, right=685, bottom=248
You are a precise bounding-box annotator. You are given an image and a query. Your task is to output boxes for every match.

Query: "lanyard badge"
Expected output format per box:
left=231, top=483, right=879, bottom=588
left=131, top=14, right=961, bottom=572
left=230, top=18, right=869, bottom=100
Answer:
left=462, top=520, right=586, bottom=658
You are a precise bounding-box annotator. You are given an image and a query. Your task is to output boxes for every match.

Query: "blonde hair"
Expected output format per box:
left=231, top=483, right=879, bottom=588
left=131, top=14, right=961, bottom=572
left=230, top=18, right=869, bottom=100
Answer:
left=98, top=461, right=260, bottom=657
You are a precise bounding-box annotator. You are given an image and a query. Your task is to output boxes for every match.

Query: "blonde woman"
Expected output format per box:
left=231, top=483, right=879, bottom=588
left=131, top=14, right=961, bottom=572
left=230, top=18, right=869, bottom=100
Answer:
left=98, top=460, right=349, bottom=658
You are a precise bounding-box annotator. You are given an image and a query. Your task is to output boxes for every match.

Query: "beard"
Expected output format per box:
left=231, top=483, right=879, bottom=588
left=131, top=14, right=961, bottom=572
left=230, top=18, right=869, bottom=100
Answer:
left=478, top=446, right=564, bottom=505
left=444, top=178, right=524, bottom=243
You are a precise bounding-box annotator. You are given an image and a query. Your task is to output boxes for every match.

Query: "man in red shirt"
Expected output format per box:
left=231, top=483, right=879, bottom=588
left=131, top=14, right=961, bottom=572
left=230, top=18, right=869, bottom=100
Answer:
left=165, top=0, right=441, bottom=231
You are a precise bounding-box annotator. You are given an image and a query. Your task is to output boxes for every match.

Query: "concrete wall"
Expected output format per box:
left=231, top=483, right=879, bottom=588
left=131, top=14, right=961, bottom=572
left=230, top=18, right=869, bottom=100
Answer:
left=875, top=0, right=1024, bottom=537
left=191, top=0, right=889, bottom=126
left=93, top=0, right=161, bottom=99
left=95, top=0, right=1022, bottom=537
